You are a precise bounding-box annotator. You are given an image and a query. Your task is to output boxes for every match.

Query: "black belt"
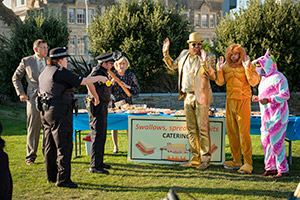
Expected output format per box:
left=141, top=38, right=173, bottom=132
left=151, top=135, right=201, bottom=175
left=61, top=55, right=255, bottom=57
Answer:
left=49, top=99, right=73, bottom=105
left=87, top=96, right=109, bottom=106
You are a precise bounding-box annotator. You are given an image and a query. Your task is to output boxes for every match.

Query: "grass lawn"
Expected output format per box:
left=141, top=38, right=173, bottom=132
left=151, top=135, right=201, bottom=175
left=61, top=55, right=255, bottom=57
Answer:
left=0, top=104, right=299, bottom=200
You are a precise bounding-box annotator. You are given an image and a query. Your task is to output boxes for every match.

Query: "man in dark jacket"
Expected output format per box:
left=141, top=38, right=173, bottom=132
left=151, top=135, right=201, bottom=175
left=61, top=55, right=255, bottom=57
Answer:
left=0, top=121, right=13, bottom=200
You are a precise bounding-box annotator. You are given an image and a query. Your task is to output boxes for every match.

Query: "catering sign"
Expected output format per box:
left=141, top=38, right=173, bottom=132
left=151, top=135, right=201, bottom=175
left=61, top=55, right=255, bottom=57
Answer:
left=128, top=116, right=225, bottom=165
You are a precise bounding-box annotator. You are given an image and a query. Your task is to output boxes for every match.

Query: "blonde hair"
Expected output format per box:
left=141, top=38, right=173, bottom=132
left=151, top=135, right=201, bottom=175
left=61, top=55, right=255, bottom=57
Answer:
left=114, top=56, right=130, bottom=70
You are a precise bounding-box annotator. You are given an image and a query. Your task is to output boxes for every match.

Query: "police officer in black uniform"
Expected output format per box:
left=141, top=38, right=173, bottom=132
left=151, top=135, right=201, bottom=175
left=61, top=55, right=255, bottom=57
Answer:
left=38, top=47, right=107, bottom=188
left=87, top=52, right=120, bottom=175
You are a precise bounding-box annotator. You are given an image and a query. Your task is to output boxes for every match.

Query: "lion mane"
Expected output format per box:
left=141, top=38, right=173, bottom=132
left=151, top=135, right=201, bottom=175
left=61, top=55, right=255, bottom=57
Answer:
left=225, top=44, right=246, bottom=68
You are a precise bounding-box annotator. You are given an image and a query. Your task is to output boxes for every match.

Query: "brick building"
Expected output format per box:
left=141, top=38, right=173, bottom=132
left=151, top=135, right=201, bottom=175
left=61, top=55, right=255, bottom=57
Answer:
left=7, top=0, right=232, bottom=59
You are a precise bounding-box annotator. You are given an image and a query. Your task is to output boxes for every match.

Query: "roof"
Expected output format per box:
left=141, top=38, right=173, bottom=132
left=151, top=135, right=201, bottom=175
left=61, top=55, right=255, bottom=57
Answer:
left=0, top=1, right=19, bottom=26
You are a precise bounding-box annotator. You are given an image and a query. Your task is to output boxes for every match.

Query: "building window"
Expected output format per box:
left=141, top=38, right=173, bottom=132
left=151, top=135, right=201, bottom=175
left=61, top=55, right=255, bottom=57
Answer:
left=88, top=9, right=94, bottom=24
left=77, top=36, right=86, bottom=55
left=69, top=36, right=76, bottom=55
left=201, top=14, right=209, bottom=28
left=210, top=15, right=215, bottom=28
left=77, top=9, right=85, bottom=24
left=195, top=14, right=201, bottom=27
left=16, top=0, right=25, bottom=7
left=68, top=9, right=75, bottom=24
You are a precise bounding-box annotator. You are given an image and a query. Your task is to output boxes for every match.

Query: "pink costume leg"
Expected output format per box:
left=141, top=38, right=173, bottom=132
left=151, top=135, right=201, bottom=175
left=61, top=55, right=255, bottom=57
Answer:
left=269, top=122, right=289, bottom=173
left=261, top=129, right=276, bottom=171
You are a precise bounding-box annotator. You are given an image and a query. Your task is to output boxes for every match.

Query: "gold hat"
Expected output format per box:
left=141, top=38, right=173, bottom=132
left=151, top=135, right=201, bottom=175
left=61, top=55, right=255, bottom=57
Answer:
left=187, top=32, right=204, bottom=43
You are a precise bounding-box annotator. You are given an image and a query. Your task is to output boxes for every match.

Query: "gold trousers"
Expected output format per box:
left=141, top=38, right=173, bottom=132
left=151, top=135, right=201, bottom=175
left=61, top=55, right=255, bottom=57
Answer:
left=226, top=98, right=252, bottom=166
left=184, top=93, right=211, bottom=164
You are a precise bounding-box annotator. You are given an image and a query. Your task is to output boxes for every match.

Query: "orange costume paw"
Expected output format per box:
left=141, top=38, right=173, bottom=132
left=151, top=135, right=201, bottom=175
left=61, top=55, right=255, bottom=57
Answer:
left=224, top=161, right=242, bottom=170
left=238, top=163, right=253, bottom=174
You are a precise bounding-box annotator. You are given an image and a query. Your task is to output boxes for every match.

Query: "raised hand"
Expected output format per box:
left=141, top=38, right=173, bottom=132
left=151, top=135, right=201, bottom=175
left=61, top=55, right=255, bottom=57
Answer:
left=162, top=38, right=170, bottom=53
left=242, top=55, right=250, bottom=69
left=217, top=56, right=226, bottom=71
left=200, top=49, right=207, bottom=61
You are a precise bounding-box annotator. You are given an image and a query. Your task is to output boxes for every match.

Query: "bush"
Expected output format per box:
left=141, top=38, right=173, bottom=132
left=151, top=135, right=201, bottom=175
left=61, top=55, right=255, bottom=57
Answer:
left=69, top=56, right=96, bottom=94
left=88, top=0, right=190, bottom=93
left=0, top=13, right=69, bottom=101
left=212, top=0, right=300, bottom=92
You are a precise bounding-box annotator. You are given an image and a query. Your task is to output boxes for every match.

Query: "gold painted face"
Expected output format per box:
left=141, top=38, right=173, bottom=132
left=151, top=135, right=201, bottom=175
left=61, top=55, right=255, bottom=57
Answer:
left=189, top=41, right=203, bottom=56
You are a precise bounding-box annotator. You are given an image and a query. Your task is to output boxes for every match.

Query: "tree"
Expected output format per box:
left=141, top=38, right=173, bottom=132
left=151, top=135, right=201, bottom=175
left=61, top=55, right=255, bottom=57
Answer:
left=0, top=13, right=69, bottom=101
left=88, top=0, right=190, bottom=93
left=212, top=0, right=300, bottom=91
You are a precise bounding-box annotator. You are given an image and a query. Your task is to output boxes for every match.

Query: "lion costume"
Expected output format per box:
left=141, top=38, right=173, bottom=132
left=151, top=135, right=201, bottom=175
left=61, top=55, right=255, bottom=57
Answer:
left=216, top=44, right=260, bottom=173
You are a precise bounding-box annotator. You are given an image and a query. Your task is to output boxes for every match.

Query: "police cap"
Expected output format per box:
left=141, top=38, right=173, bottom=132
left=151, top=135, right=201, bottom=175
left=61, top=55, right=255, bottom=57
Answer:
left=49, top=47, right=70, bottom=59
left=95, top=52, right=115, bottom=63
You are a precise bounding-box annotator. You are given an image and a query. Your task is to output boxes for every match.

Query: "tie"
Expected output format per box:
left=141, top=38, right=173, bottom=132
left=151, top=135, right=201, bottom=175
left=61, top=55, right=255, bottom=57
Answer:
left=39, top=59, right=44, bottom=72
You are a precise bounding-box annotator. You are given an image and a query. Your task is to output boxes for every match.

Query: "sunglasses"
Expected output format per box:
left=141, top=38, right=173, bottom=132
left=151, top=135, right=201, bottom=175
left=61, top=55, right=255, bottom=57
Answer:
left=190, top=42, right=202, bottom=47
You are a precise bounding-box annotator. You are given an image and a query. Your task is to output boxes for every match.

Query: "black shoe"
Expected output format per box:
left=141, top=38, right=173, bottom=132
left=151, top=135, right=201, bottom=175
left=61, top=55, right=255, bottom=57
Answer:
left=56, top=181, right=78, bottom=188
left=89, top=167, right=109, bottom=175
left=101, top=163, right=111, bottom=169
left=47, top=179, right=56, bottom=184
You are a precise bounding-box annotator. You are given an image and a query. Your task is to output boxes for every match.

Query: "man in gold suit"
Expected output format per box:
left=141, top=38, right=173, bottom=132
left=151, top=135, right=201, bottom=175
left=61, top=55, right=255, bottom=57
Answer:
left=162, top=32, right=216, bottom=169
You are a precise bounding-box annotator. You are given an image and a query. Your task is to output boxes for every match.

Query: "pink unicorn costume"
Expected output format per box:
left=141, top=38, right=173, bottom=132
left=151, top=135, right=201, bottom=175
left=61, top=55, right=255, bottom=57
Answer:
left=253, top=50, right=290, bottom=174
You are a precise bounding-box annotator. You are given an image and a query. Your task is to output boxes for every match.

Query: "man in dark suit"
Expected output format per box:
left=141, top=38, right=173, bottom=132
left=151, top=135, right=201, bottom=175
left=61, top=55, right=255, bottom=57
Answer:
left=12, top=39, right=48, bottom=165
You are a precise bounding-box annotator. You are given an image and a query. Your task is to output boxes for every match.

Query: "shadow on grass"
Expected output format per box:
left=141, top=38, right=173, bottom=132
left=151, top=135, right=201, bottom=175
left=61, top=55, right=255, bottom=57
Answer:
left=76, top=182, right=292, bottom=199
left=71, top=155, right=299, bottom=185
left=107, top=165, right=299, bottom=183
left=72, top=152, right=300, bottom=182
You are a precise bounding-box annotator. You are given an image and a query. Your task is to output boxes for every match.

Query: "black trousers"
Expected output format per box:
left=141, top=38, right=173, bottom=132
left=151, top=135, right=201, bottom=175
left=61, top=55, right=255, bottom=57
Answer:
left=41, top=104, right=73, bottom=184
left=89, top=104, right=108, bottom=169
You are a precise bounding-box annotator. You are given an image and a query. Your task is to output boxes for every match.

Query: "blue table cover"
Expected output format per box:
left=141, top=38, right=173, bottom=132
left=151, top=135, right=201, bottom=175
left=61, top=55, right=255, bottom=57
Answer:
left=73, top=113, right=300, bottom=141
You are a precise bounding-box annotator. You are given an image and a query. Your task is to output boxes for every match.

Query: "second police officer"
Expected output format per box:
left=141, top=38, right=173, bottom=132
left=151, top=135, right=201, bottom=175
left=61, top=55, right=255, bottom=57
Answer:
left=38, top=47, right=108, bottom=188
left=86, top=51, right=121, bottom=175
